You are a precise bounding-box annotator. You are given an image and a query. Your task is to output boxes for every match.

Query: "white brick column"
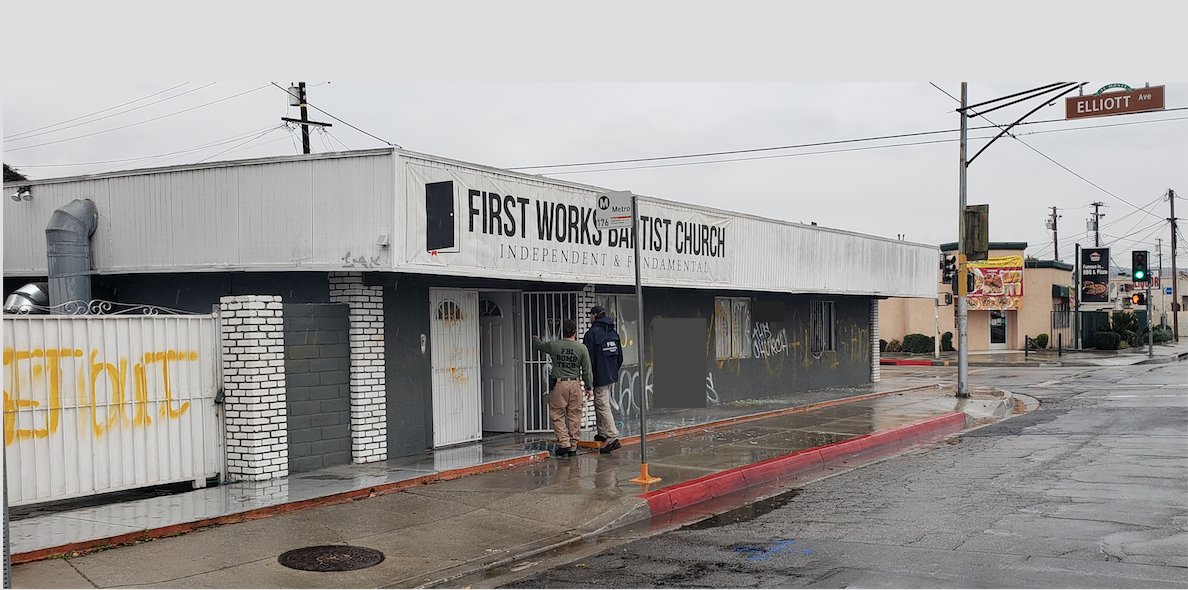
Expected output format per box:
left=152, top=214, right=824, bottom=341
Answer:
left=871, top=299, right=881, bottom=383
left=219, top=295, right=288, bottom=481
left=577, top=284, right=597, bottom=429
left=329, top=272, right=387, bottom=463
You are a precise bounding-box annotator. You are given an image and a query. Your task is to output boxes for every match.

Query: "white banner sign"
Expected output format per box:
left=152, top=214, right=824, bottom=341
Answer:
left=404, top=162, right=731, bottom=286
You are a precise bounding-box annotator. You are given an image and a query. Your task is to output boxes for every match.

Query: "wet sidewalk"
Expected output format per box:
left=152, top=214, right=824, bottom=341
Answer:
left=8, top=370, right=1014, bottom=589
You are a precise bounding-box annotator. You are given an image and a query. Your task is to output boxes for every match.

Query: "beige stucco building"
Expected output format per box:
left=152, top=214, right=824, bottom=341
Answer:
left=880, top=243, right=1076, bottom=352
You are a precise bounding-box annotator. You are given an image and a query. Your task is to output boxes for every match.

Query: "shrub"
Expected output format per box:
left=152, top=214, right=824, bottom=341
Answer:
left=1109, top=311, right=1139, bottom=348
left=879, top=339, right=888, bottom=353
left=886, top=338, right=902, bottom=353
left=940, top=331, right=954, bottom=352
left=1035, top=333, right=1049, bottom=349
left=1152, top=325, right=1173, bottom=344
left=1093, top=331, right=1121, bottom=350
left=901, top=333, right=935, bottom=354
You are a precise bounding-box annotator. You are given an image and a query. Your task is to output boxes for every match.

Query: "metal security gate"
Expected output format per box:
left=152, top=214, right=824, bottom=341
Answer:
left=1050, top=308, right=1073, bottom=350
left=3, top=314, right=221, bottom=506
left=521, top=292, right=579, bottom=433
left=429, top=289, right=481, bottom=447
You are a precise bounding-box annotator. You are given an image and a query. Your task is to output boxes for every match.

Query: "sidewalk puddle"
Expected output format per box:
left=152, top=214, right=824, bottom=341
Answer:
left=680, top=489, right=801, bottom=530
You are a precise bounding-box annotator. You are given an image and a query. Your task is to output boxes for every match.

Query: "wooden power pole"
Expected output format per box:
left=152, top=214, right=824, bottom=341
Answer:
left=281, top=82, right=332, bottom=154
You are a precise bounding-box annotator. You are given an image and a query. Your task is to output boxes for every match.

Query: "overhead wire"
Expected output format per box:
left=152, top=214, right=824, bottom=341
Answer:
left=505, top=107, right=1188, bottom=172
left=270, top=82, right=400, bottom=148
left=1031, top=193, right=1167, bottom=258
left=196, top=126, right=288, bottom=164
left=6, top=83, right=218, bottom=142
left=5, top=82, right=191, bottom=139
left=6, top=84, right=272, bottom=152
left=10, top=125, right=285, bottom=170
left=928, top=83, right=1165, bottom=223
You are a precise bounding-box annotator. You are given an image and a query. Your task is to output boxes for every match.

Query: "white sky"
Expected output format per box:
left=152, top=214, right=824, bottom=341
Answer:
left=3, top=1, right=1185, bottom=271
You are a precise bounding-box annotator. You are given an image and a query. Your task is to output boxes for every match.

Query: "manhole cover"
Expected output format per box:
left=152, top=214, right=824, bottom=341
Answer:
left=278, top=545, right=385, bottom=572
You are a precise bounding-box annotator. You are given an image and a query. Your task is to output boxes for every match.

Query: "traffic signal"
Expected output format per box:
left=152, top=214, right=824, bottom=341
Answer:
left=1130, top=292, right=1147, bottom=306
left=1131, top=250, right=1150, bottom=282
left=940, top=254, right=956, bottom=285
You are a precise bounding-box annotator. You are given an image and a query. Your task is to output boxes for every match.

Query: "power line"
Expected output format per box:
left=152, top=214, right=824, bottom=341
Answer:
left=8, top=125, right=284, bottom=169
left=196, top=126, right=288, bottom=164
left=5, top=83, right=190, bottom=139
left=929, top=83, right=1167, bottom=224
left=506, top=107, right=1188, bottom=171
left=6, top=83, right=217, bottom=142
left=536, top=136, right=964, bottom=175
left=525, top=113, right=1188, bottom=177
left=6, top=84, right=271, bottom=152
left=269, top=82, right=400, bottom=148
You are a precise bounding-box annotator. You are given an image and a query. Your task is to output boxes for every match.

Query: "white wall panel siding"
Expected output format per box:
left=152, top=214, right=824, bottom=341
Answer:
left=3, top=150, right=396, bottom=275
left=3, top=315, right=221, bottom=506
left=4, top=148, right=934, bottom=298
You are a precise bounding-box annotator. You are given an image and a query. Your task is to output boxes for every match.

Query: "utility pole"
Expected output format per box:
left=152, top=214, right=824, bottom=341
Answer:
left=1156, top=238, right=1165, bottom=324
left=1170, top=189, right=1180, bottom=341
left=281, top=82, right=332, bottom=155
left=1047, top=206, right=1061, bottom=261
left=956, top=82, right=970, bottom=398
left=1089, top=201, right=1106, bottom=247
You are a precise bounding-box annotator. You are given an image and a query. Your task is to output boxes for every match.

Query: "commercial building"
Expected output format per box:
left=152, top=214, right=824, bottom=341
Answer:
left=879, top=242, right=1076, bottom=351
left=4, top=148, right=936, bottom=490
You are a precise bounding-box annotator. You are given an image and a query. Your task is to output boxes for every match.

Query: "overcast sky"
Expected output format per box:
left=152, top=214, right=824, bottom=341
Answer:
left=3, top=2, right=1185, bottom=272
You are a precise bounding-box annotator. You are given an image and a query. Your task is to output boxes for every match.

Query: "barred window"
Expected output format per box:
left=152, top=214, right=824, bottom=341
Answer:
left=811, top=300, right=835, bottom=353
left=715, top=297, right=752, bottom=360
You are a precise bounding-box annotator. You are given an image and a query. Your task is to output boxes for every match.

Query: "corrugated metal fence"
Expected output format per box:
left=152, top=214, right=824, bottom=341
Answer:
left=3, top=315, right=222, bottom=506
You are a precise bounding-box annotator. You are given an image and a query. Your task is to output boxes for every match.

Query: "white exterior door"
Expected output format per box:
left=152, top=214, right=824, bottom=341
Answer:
left=480, top=293, right=516, bottom=433
left=429, top=289, right=481, bottom=447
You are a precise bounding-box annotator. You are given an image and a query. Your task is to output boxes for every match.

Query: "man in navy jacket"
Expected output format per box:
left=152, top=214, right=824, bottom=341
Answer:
left=583, top=305, right=624, bottom=453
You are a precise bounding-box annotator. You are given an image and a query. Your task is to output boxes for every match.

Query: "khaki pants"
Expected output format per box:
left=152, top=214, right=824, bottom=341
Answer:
left=593, top=384, right=619, bottom=439
left=548, top=379, right=585, bottom=448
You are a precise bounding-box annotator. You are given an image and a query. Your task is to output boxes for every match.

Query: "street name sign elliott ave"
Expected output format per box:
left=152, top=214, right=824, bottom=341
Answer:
left=1066, top=84, right=1165, bottom=120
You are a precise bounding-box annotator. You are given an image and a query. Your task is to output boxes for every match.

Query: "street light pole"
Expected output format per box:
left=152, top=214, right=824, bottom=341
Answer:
left=957, top=82, right=970, bottom=398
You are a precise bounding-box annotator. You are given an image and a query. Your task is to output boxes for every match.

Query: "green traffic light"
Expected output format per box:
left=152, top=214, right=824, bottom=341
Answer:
left=1135, top=270, right=1145, bottom=280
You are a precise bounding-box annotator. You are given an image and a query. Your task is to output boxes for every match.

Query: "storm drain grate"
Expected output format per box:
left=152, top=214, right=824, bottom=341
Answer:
left=278, top=545, right=385, bottom=572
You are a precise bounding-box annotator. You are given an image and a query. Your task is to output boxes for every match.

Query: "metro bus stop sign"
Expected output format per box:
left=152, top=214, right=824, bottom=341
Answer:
left=595, top=190, right=633, bottom=230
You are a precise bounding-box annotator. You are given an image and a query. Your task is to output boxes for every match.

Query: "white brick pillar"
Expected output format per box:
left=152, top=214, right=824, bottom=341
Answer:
left=219, top=295, right=288, bottom=481
left=577, top=284, right=597, bottom=429
left=870, top=299, right=881, bottom=383
left=329, top=272, right=387, bottom=463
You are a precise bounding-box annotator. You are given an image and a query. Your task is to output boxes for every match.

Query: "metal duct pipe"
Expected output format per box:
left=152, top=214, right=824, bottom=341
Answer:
left=3, top=282, right=50, bottom=314
left=46, top=198, right=98, bottom=313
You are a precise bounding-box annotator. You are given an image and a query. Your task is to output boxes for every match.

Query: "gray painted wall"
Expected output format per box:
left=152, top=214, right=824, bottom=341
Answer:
left=283, top=303, right=352, bottom=472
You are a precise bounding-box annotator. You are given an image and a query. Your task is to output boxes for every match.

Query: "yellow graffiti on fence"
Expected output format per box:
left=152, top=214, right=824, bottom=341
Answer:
left=3, top=347, right=200, bottom=446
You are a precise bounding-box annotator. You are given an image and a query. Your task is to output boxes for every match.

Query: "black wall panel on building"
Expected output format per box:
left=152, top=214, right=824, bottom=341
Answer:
left=384, top=275, right=433, bottom=457
left=283, top=303, right=352, bottom=472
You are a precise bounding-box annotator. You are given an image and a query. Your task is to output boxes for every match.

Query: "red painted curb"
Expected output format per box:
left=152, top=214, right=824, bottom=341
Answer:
left=897, top=359, right=935, bottom=366
left=640, top=411, right=967, bottom=517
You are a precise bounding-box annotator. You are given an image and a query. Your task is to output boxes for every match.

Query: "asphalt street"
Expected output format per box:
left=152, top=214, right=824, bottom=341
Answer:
left=496, top=361, right=1188, bottom=588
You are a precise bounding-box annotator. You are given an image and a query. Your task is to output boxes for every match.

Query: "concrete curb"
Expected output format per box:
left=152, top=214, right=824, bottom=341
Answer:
left=638, top=411, right=968, bottom=516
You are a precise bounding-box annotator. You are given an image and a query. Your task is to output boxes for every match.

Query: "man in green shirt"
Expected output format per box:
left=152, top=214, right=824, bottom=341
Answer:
left=532, top=319, right=594, bottom=457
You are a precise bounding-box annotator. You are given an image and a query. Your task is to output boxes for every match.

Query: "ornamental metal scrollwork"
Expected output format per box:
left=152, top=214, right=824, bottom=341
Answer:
left=4, top=299, right=198, bottom=316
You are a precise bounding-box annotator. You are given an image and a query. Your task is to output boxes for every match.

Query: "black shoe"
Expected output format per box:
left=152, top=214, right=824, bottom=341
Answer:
left=556, top=446, right=577, bottom=457
left=594, top=434, right=608, bottom=442
left=599, top=439, right=621, bottom=454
